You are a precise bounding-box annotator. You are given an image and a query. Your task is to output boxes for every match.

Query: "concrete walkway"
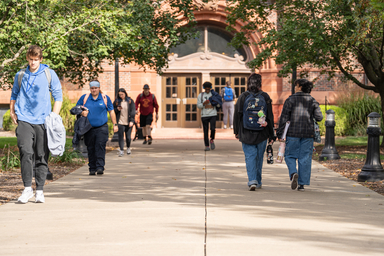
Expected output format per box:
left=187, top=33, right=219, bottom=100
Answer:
left=1, top=139, right=384, bottom=256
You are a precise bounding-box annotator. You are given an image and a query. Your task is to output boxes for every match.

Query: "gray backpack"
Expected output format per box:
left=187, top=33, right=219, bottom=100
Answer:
left=18, top=68, right=52, bottom=92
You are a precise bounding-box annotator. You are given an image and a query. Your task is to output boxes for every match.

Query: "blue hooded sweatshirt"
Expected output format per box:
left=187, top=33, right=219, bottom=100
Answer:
left=10, top=64, right=63, bottom=125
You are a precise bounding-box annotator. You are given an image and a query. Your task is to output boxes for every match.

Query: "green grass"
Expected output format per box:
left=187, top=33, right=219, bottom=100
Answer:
left=0, top=137, right=73, bottom=148
left=335, top=136, right=383, bottom=146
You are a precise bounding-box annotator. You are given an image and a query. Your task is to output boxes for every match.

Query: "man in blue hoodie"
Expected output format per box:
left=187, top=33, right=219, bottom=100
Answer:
left=10, top=45, right=63, bottom=204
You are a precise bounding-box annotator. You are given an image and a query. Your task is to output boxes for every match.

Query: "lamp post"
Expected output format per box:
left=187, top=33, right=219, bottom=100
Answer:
left=111, top=57, right=119, bottom=142
left=319, top=109, right=340, bottom=161
left=358, top=112, right=384, bottom=182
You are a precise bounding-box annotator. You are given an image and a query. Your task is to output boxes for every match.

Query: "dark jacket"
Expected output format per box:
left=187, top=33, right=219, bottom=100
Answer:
left=70, top=106, right=92, bottom=146
left=276, top=92, right=323, bottom=139
left=208, top=90, right=223, bottom=108
left=113, top=96, right=136, bottom=124
left=234, top=91, right=274, bottom=145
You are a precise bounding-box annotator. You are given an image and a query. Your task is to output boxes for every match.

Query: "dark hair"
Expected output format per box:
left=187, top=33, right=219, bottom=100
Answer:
left=203, top=81, right=212, bottom=89
left=295, top=79, right=313, bottom=93
left=27, top=45, right=43, bottom=58
left=247, top=73, right=262, bottom=93
left=116, top=88, right=128, bottom=100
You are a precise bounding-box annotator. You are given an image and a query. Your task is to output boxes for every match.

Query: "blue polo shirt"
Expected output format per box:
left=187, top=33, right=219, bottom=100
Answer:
left=77, top=93, right=114, bottom=127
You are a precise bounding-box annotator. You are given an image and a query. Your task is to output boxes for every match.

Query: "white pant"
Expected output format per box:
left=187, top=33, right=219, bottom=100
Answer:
left=222, top=101, right=234, bottom=126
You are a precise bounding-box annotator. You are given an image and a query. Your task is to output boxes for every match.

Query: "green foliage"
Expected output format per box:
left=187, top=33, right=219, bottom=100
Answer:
left=337, top=92, right=382, bottom=135
left=2, top=110, right=16, bottom=131
left=0, top=144, right=20, bottom=171
left=0, top=0, right=196, bottom=89
left=49, top=147, right=85, bottom=164
left=0, top=137, right=17, bottom=148
left=51, top=93, right=76, bottom=135
left=318, top=105, right=349, bottom=136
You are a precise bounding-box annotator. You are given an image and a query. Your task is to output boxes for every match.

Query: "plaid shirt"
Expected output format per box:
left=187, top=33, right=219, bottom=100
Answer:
left=277, top=92, right=323, bottom=139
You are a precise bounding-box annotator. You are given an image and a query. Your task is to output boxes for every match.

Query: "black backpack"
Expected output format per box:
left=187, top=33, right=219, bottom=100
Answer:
left=243, top=92, right=268, bottom=131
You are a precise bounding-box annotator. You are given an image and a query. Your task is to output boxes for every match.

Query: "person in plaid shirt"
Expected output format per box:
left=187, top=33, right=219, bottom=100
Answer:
left=276, top=79, right=323, bottom=191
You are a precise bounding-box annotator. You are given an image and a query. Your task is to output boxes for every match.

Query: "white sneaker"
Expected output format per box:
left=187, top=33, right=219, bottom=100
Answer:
left=230, top=125, right=233, bottom=129
left=127, top=148, right=131, bottom=155
left=223, top=125, right=227, bottom=129
left=118, top=150, right=124, bottom=157
left=18, top=188, right=33, bottom=204
left=35, top=190, right=45, bottom=203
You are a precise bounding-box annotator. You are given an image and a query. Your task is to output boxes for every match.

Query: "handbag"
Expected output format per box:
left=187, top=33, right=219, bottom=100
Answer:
left=314, top=119, right=321, bottom=143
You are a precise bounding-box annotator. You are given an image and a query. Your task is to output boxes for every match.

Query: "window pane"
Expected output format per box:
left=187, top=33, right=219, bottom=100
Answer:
left=186, top=113, right=190, bottom=121
left=192, top=87, right=197, bottom=98
left=173, top=77, right=177, bottom=85
left=241, top=87, right=245, bottom=94
left=169, top=28, right=204, bottom=58
left=235, top=88, right=240, bottom=97
left=186, top=104, right=191, bottom=112
left=215, top=87, right=220, bottom=94
left=172, top=113, right=177, bottom=120
left=235, top=78, right=239, bottom=85
left=166, top=113, right=171, bottom=120
left=241, top=77, right=246, bottom=85
left=166, top=77, right=171, bottom=85
left=172, top=104, right=177, bottom=112
left=192, top=104, right=197, bottom=112
left=192, top=113, right=197, bottom=121
left=221, top=77, right=226, bottom=85
left=186, top=87, right=191, bottom=98
left=207, top=27, right=246, bottom=59
left=172, top=87, right=177, bottom=98
left=166, top=87, right=171, bottom=98
left=166, top=104, right=171, bottom=112
left=215, top=77, right=220, bottom=85
left=186, top=77, right=191, bottom=85
left=192, top=77, right=197, bottom=85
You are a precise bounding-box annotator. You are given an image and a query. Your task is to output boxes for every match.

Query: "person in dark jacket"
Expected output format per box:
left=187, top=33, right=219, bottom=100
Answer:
left=234, top=73, right=275, bottom=191
left=113, top=88, right=136, bottom=156
left=276, top=79, right=323, bottom=191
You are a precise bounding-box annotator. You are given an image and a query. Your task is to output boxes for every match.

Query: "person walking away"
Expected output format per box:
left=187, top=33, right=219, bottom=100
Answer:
left=197, top=81, right=221, bottom=151
left=221, top=81, right=236, bottom=129
left=10, top=45, right=63, bottom=203
left=276, top=79, right=323, bottom=191
left=76, top=80, right=118, bottom=175
left=135, top=84, right=159, bottom=145
left=234, top=73, right=275, bottom=191
left=114, top=88, right=136, bottom=156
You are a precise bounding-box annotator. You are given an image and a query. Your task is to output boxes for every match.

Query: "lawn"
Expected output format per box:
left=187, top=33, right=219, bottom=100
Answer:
left=0, top=137, right=73, bottom=148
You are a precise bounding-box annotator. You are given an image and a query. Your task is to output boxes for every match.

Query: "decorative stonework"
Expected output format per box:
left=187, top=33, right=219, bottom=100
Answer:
left=193, top=0, right=219, bottom=11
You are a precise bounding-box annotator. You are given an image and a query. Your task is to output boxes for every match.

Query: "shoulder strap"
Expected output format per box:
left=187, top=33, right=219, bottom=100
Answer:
left=83, top=94, right=90, bottom=106
left=18, top=69, right=26, bottom=88
left=102, top=94, right=108, bottom=109
left=17, top=68, right=52, bottom=91
left=152, top=94, right=155, bottom=100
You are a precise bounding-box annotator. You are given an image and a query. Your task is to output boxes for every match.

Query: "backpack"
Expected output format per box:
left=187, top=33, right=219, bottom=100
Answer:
left=243, top=92, right=268, bottom=131
left=140, top=93, right=155, bottom=101
left=83, top=93, right=108, bottom=109
left=18, top=68, right=52, bottom=92
left=224, top=87, right=234, bottom=101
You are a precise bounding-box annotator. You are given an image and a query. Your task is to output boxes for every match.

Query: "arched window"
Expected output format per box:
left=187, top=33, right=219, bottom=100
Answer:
left=170, top=26, right=247, bottom=60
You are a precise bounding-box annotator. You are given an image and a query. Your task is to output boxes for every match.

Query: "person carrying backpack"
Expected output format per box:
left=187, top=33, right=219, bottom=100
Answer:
left=197, top=81, right=222, bottom=151
left=221, top=81, right=236, bottom=129
left=10, top=45, right=63, bottom=203
left=233, top=73, right=275, bottom=191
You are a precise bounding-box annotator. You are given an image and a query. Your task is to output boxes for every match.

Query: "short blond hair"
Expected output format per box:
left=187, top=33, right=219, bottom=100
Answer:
left=27, top=45, right=43, bottom=59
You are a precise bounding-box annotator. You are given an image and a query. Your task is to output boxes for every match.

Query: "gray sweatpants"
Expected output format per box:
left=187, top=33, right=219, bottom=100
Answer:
left=16, top=121, right=49, bottom=190
left=222, top=101, right=234, bottom=126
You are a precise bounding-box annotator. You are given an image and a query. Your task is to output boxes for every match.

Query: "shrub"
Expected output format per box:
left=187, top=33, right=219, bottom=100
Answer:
left=2, top=110, right=17, bottom=131
left=56, top=94, right=76, bottom=135
left=318, top=105, right=349, bottom=136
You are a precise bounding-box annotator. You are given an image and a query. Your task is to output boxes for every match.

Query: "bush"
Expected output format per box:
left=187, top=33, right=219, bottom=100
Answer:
left=2, top=110, right=17, bottom=132
left=318, top=105, right=349, bottom=136
left=56, top=94, right=76, bottom=135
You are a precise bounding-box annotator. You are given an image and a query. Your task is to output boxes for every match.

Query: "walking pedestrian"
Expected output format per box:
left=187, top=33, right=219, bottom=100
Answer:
left=234, top=73, right=275, bottom=191
left=276, top=79, right=323, bottom=191
left=10, top=45, right=63, bottom=203
left=197, top=81, right=222, bottom=151
left=221, top=81, right=236, bottom=129
left=114, top=88, right=136, bottom=156
left=135, top=84, right=159, bottom=145
left=76, top=80, right=118, bottom=175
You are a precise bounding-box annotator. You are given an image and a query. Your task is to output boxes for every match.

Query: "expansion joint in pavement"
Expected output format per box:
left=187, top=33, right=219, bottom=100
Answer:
left=204, top=151, right=207, bottom=256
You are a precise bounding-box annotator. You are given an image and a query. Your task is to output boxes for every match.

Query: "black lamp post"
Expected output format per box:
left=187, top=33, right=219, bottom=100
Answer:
left=319, top=109, right=340, bottom=161
left=111, top=57, right=119, bottom=142
left=358, top=112, right=384, bottom=182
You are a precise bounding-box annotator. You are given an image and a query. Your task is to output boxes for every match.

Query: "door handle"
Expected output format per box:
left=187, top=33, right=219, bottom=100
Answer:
left=176, top=98, right=181, bottom=104
left=182, top=98, right=187, bottom=104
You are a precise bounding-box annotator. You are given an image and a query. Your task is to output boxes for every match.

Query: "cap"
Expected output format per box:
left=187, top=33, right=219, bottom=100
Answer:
left=143, top=84, right=150, bottom=89
left=89, top=80, right=100, bottom=88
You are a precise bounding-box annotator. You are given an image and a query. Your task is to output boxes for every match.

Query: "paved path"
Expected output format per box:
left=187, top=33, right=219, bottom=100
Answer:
left=1, top=139, right=384, bottom=256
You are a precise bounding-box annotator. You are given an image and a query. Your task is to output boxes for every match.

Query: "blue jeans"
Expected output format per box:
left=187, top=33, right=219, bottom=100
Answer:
left=284, top=137, right=314, bottom=185
left=242, top=140, right=268, bottom=186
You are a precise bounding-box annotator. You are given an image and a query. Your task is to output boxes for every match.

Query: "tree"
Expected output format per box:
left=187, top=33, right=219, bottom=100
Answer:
left=0, top=0, right=195, bottom=89
left=226, top=0, right=384, bottom=123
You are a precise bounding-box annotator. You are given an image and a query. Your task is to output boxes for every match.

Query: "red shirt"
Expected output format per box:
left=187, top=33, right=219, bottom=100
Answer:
left=135, top=92, right=159, bottom=116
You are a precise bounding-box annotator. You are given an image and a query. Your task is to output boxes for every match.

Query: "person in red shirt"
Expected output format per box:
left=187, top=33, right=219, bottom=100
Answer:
left=135, top=84, right=159, bottom=145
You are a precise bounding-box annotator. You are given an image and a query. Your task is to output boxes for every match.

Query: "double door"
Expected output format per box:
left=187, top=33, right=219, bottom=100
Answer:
left=162, top=74, right=201, bottom=128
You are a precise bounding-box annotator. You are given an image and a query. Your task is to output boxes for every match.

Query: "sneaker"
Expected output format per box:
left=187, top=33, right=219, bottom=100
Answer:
left=18, top=188, right=33, bottom=204
left=210, top=139, right=215, bottom=150
left=35, top=190, right=45, bottom=203
left=148, top=137, right=153, bottom=145
left=256, top=184, right=262, bottom=189
left=223, top=125, right=227, bottom=129
left=143, top=139, right=148, bottom=145
left=230, top=125, right=233, bottom=129
left=298, top=185, right=305, bottom=191
left=127, top=148, right=131, bottom=155
left=204, top=147, right=210, bottom=151
left=96, top=169, right=104, bottom=175
left=89, top=170, right=96, bottom=175
left=118, top=150, right=124, bottom=157
left=249, top=184, right=256, bottom=191
left=291, top=173, right=298, bottom=190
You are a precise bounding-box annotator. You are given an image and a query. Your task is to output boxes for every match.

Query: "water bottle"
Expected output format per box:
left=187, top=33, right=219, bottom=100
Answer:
left=266, top=145, right=273, bottom=164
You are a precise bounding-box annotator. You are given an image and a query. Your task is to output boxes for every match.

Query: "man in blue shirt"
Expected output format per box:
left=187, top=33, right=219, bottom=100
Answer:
left=10, top=45, right=63, bottom=204
left=76, top=80, right=118, bottom=175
